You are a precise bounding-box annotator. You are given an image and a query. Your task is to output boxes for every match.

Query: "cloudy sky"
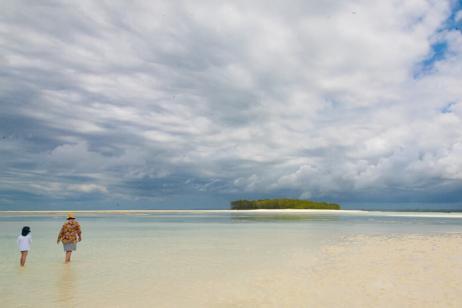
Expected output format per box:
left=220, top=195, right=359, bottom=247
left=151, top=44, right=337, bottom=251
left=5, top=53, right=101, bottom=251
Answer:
left=1, top=0, right=462, bottom=210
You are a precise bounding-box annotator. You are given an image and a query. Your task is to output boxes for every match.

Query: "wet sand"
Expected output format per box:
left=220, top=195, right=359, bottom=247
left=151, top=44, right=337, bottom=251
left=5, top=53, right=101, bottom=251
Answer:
left=68, top=234, right=462, bottom=307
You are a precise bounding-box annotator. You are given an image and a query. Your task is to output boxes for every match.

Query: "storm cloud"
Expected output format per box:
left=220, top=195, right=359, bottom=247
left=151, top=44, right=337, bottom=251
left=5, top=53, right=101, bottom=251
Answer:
left=1, top=0, right=462, bottom=209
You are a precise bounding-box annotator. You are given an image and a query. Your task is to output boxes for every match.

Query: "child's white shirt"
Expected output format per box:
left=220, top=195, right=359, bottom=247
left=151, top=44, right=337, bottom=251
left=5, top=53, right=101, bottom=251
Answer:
left=17, top=234, right=32, bottom=251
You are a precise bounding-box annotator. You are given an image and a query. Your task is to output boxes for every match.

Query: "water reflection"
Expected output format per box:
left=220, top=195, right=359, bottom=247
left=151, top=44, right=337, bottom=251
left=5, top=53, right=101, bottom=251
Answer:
left=229, top=213, right=340, bottom=223
left=56, top=264, right=76, bottom=305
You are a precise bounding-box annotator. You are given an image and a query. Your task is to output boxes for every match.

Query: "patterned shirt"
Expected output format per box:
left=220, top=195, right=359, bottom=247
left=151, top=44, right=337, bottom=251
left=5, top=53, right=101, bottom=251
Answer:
left=57, top=220, right=82, bottom=244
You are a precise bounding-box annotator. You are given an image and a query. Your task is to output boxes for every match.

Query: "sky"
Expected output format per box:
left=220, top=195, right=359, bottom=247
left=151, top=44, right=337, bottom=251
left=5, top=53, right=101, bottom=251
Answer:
left=1, top=0, right=462, bottom=210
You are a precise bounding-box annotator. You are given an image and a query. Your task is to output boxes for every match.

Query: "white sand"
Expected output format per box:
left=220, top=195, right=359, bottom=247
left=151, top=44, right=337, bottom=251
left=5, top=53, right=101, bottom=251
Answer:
left=88, top=234, right=462, bottom=307
left=293, top=234, right=462, bottom=308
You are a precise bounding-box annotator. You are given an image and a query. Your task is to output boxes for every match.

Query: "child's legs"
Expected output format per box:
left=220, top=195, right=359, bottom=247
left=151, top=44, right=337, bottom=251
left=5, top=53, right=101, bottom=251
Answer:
left=20, top=251, right=28, bottom=266
left=65, top=251, right=72, bottom=262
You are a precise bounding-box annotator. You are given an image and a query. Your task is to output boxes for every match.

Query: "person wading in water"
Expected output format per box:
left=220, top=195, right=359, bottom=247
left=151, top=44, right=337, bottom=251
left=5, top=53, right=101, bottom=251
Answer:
left=17, top=226, right=32, bottom=266
left=57, top=213, right=82, bottom=263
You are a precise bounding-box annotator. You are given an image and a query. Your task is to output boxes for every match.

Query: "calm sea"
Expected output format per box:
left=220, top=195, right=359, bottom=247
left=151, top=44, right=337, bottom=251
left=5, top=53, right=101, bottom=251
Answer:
left=1, top=210, right=462, bottom=307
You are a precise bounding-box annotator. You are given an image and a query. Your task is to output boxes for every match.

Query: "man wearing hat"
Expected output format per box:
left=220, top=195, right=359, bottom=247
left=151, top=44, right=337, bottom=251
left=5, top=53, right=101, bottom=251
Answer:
left=57, top=213, right=82, bottom=263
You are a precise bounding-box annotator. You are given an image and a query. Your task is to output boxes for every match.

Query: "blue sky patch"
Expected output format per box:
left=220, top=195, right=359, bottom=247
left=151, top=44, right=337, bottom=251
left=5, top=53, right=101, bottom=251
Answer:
left=414, top=41, right=448, bottom=78
left=441, top=102, right=456, bottom=113
left=414, top=2, right=461, bottom=78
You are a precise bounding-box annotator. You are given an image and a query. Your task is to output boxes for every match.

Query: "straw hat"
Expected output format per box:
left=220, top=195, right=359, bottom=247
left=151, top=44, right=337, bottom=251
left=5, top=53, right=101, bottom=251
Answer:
left=67, top=212, right=76, bottom=220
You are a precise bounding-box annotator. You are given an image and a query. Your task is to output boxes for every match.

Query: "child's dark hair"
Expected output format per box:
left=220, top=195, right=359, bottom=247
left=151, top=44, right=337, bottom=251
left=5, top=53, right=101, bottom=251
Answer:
left=21, top=226, right=31, bottom=236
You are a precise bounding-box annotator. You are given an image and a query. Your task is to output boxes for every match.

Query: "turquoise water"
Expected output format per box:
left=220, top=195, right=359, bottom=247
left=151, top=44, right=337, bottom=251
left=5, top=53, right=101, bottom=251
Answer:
left=1, top=210, right=462, bottom=307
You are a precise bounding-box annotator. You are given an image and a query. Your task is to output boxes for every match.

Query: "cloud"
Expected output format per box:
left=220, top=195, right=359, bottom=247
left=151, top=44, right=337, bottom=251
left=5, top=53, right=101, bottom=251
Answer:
left=1, top=0, right=462, bottom=209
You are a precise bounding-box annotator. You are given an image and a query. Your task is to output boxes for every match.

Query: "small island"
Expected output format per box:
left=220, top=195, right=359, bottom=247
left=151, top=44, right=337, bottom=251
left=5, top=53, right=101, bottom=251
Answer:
left=230, top=199, right=341, bottom=210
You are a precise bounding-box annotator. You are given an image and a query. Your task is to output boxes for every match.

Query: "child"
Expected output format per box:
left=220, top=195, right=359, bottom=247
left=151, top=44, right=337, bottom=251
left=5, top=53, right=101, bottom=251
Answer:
left=17, top=226, right=32, bottom=266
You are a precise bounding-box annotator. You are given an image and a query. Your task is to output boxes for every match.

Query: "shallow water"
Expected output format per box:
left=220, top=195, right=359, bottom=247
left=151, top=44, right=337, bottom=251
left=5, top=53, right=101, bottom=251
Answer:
left=1, top=211, right=461, bottom=307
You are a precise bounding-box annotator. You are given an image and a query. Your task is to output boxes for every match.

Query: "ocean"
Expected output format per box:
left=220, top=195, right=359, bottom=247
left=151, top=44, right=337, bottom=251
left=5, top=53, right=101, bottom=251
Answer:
left=1, top=210, right=462, bottom=307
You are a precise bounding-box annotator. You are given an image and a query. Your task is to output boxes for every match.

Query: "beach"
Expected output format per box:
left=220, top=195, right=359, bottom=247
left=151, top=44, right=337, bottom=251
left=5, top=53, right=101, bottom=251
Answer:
left=299, top=234, right=462, bottom=308
left=1, top=211, right=461, bottom=307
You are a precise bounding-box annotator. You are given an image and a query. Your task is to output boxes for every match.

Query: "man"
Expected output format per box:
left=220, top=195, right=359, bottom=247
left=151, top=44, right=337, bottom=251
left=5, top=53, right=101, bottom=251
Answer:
left=57, top=213, right=82, bottom=263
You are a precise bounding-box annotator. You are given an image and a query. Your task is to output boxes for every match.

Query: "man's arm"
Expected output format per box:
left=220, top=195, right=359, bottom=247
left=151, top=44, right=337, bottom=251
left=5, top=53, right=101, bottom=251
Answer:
left=57, top=227, right=63, bottom=244
left=77, top=223, right=82, bottom=241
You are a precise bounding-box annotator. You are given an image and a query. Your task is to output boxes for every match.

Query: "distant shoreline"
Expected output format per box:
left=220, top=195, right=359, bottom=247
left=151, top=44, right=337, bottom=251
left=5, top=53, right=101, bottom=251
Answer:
left=1, top=209, right=462, bottom=218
